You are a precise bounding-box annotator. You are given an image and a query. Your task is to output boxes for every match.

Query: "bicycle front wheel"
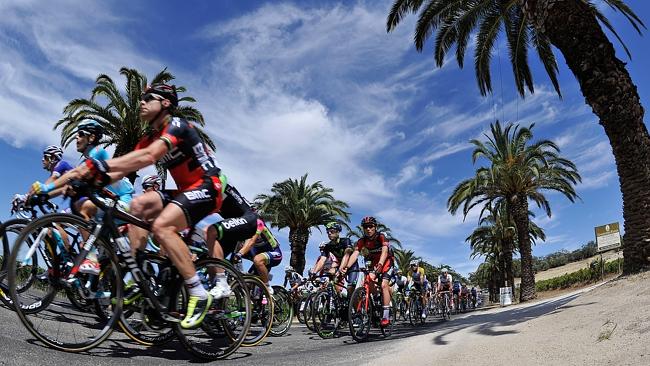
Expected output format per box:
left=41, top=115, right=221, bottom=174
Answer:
left=7, top=213, right=122, bottom=352
left=269, top=286, right=293, bottom=337
left=348, top=287, right=371, bottom=342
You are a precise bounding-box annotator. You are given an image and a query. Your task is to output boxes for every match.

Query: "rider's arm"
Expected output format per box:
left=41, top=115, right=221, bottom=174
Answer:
left=312, top=256, right=327, bottom=274
left=343, top=249, right=360, bottom=272
left=338, top=247, right=353, bottom=270
left=376, top=245, right=388, bottom=269
left=237, top=232, right=260, bottom=257
left=94, top=140, right=169, bottom=179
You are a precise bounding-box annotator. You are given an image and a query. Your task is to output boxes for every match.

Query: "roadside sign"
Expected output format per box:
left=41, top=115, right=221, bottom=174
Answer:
left=499, top=287, right=512, bottom=306
left=595, top=222, right=621, bottom=252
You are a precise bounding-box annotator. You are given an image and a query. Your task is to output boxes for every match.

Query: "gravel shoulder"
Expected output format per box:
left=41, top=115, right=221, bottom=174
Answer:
left=372, top=271, right=650, bottom=366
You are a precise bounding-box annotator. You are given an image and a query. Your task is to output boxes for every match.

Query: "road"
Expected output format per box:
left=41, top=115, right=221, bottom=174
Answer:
left=0, top=288, right=593, bottom=366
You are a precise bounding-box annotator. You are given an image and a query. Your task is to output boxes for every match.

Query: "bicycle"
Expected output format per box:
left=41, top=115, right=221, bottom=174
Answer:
left=313, top=272, right=350, bottom=339
left=6, top=181, right=251, bottom=360
left=348, top=268, right=394, bottom=342
left=438, top=290, right=452, bottom=320
left=392, top=287, right=408, bottom=321
left=407, top=286, right=426, bottom=325
left=270, top=285, right=293, bottom=336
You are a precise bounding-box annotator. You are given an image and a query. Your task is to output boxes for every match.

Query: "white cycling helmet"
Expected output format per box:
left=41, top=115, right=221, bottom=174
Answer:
left=142, top=175, right=163, bottom=189
left=285, top=265, right=294, bottom=273
left=410, top=260, right=419, bottom=267
left=442, top=267, right=449, bottom=273
left=43, top=145, right=63, bottom=161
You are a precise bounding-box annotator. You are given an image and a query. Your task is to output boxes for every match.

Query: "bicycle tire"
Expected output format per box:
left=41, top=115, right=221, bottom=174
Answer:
left=8, top=213, right=123, bottom=352
left=269, top=286, right=293, bottom=337
left=314, top=291, right=339, bottom=339
left=239, top=275, right=273, bottom=347
left=348, top=287, right=371, bottom=342
left=303, top=291, right=318, bottom=332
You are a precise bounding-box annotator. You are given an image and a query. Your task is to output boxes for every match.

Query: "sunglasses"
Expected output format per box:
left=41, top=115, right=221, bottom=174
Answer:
left=76, top=130, right=91, bottom=138
left=140, top=93, right=164, bottom=103
left=362, top=225, right=376, bottom=229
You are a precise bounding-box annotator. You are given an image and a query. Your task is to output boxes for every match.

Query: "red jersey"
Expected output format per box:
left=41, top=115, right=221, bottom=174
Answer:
left=135, top=118, right=221, bottom=191
left=355, top=233, right=391, bottom=265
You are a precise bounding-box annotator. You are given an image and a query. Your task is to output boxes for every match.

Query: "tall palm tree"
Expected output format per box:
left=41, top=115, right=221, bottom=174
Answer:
left=254, top=173, right=350, bottom=274
left=394, top=248, right=419, bottom=272
left=467, top=203, right=545, bottom=296
left=347, top=221, right=403, bottom=248
left=387, top=0, right=648, bottom=273
left=448, top=121, right=580, bottom=301
left=54, top=67, right=214, bottom=182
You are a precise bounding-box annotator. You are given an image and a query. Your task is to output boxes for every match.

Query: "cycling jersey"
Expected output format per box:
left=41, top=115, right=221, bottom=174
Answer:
left=438, top=274, right=453, bottom=285
left=220, top=184, right=254, bottom=219
left=408, top=267, right=425, bottom=283
left=135, top=117, right=221, bottom=191
left=243, top=220, right=283, bottom=268
left=212, top=211, right=258, bottom=255
left=285, top=272, right=304, bottom=288
left=320, top=237, right=353, bottom=261
left=355, top=233, right=393, bottom=273
left=51, top=160, right=73, bottom=179
left=134, top=118, right=223, bottom=226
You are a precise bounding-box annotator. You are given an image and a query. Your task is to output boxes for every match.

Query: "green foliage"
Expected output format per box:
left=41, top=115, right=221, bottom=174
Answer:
left=512, top=241, right=598, bottom=276
left=386, top=0, right=645, bottom=98
left=254, top=173, right=350, bottom=232
left=535, top=258, right=623, bottom=292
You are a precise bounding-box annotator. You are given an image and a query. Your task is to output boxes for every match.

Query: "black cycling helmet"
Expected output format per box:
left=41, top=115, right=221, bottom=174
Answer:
left=76, top=120, right=104, bottom=142
left=143, top=83, right=178, bottom=108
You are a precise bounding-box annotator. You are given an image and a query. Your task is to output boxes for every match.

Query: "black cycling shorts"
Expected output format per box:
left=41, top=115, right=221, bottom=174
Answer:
left=220, top=184, right=253, bottom=219
left=212, top=211, right=258, bottom=255
left=169, top=176, right=223, bottom=227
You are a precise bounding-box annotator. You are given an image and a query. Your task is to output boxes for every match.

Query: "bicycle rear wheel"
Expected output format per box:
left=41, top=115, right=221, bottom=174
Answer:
left=348, top=287, right=371, bottom=342
left=314, top=291, right=340, bottom=339
left=0, top=219, right=30, bottom=308
left=303, top=291, right=318, bottom=332
left=7, top=213, right=122, bottom=352
left=269, top=286, right=293, bottom=336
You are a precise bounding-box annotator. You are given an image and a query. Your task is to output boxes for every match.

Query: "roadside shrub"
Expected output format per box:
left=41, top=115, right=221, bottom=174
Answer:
left=535, top=258, right=623, bottom=292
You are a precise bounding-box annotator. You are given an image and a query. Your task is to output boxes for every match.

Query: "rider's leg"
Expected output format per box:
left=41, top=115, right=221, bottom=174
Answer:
left=128, top=191, right=164, bottom=255
left=253, top=253, right=270, bottom=284
left=381, top=278, right=391, bottom=320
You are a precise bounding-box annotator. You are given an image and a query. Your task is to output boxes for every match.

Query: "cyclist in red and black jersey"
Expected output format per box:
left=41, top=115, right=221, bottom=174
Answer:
left=341, top=216, right=394, bottom=327
left=78, top=83, right=221, bottom=329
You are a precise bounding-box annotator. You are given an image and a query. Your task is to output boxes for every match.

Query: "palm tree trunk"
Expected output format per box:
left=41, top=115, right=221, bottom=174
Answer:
left=288, top=227, right=310, bottom=275
left=511, top=197, right=535, bottom=301
left=504, top=242, right=516, bottom=298
left=532, top=0, right=649, bottom=273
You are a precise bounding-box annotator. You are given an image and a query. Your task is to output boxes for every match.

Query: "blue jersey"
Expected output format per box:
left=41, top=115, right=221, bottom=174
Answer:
left=51, top=160, right=73, bottom=179
left=82, top=146, right=133, bottom=203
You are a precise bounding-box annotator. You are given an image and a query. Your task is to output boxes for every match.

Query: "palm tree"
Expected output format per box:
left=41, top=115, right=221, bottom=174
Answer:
left=448, top=121, right=580, bottom=301
left=387, top=0, right=648, bottom=273
left=394, top=248, right=419, bottom=272
left=54, top=67, right=214, bottom=182
left=254, top=174, right=350, bottom=274
left=467, top=203, right=545, bottom=296
left=347, top=221, right=403, bottom=248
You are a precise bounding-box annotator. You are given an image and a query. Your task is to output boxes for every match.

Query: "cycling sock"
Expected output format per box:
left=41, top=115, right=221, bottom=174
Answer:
left=214, top=272, right=227, bottom=286
left=383, top=306, right=390, bottom=320
left=185, top=275, right=208, bottom=299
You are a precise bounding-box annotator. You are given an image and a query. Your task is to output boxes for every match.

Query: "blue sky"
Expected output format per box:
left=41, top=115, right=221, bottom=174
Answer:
left=1, top=0, right=648, bottom=280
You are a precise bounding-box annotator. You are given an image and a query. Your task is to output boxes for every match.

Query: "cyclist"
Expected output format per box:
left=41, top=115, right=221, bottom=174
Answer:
left=341, top=216, right=394, bottom=327
left=452, top=280, right=462, bottom=310
left=42, top=145, right=74, bottom=182
left=394, top=269, right=407, bottom=294
left=470, top=285, right=478, bottom=308
left=284, top=265, right=304, bottom=293
left=437, top=267, right=454, bottom=309
left=308, top=222, right=357, bottom=296
left=231, top=218, right=282, bottom=295
left=77, top=83, right=223, bottom=328
left=31, top=122, right=134, bottom=274
left=407, top=260, right=427, bottom=319
left=460, top=283, right=469, bottom=311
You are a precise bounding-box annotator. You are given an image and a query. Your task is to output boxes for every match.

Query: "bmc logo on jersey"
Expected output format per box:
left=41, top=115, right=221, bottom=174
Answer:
left=222, top=217, right=249, bottom=229
left=184, top=189, right=211, bottom=201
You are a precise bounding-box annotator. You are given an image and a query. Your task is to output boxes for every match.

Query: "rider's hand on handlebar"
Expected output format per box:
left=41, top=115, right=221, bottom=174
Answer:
left=232, top=252, right=243, bottom=264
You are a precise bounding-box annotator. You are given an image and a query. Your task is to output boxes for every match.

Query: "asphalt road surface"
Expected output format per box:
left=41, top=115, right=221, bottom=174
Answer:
left=0, top=291, right=586, bottom=366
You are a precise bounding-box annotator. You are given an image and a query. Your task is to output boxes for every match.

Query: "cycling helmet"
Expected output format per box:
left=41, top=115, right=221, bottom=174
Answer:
left=325, top=221, right=342, bottom=232
left=285, top=265, right=294, bottom=273
left=76, top=120, right=104, bottom=141
left=141, top=174, right=163, bottom=189
left=143, top=83, right=178, bottom=108
left=43, top=145, right=63, bottom=161
left=410, top=260, right=419, bottom=267
left=442, top=267, right=449, bottom=273
left=361, top=216, right=377, bottom=226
